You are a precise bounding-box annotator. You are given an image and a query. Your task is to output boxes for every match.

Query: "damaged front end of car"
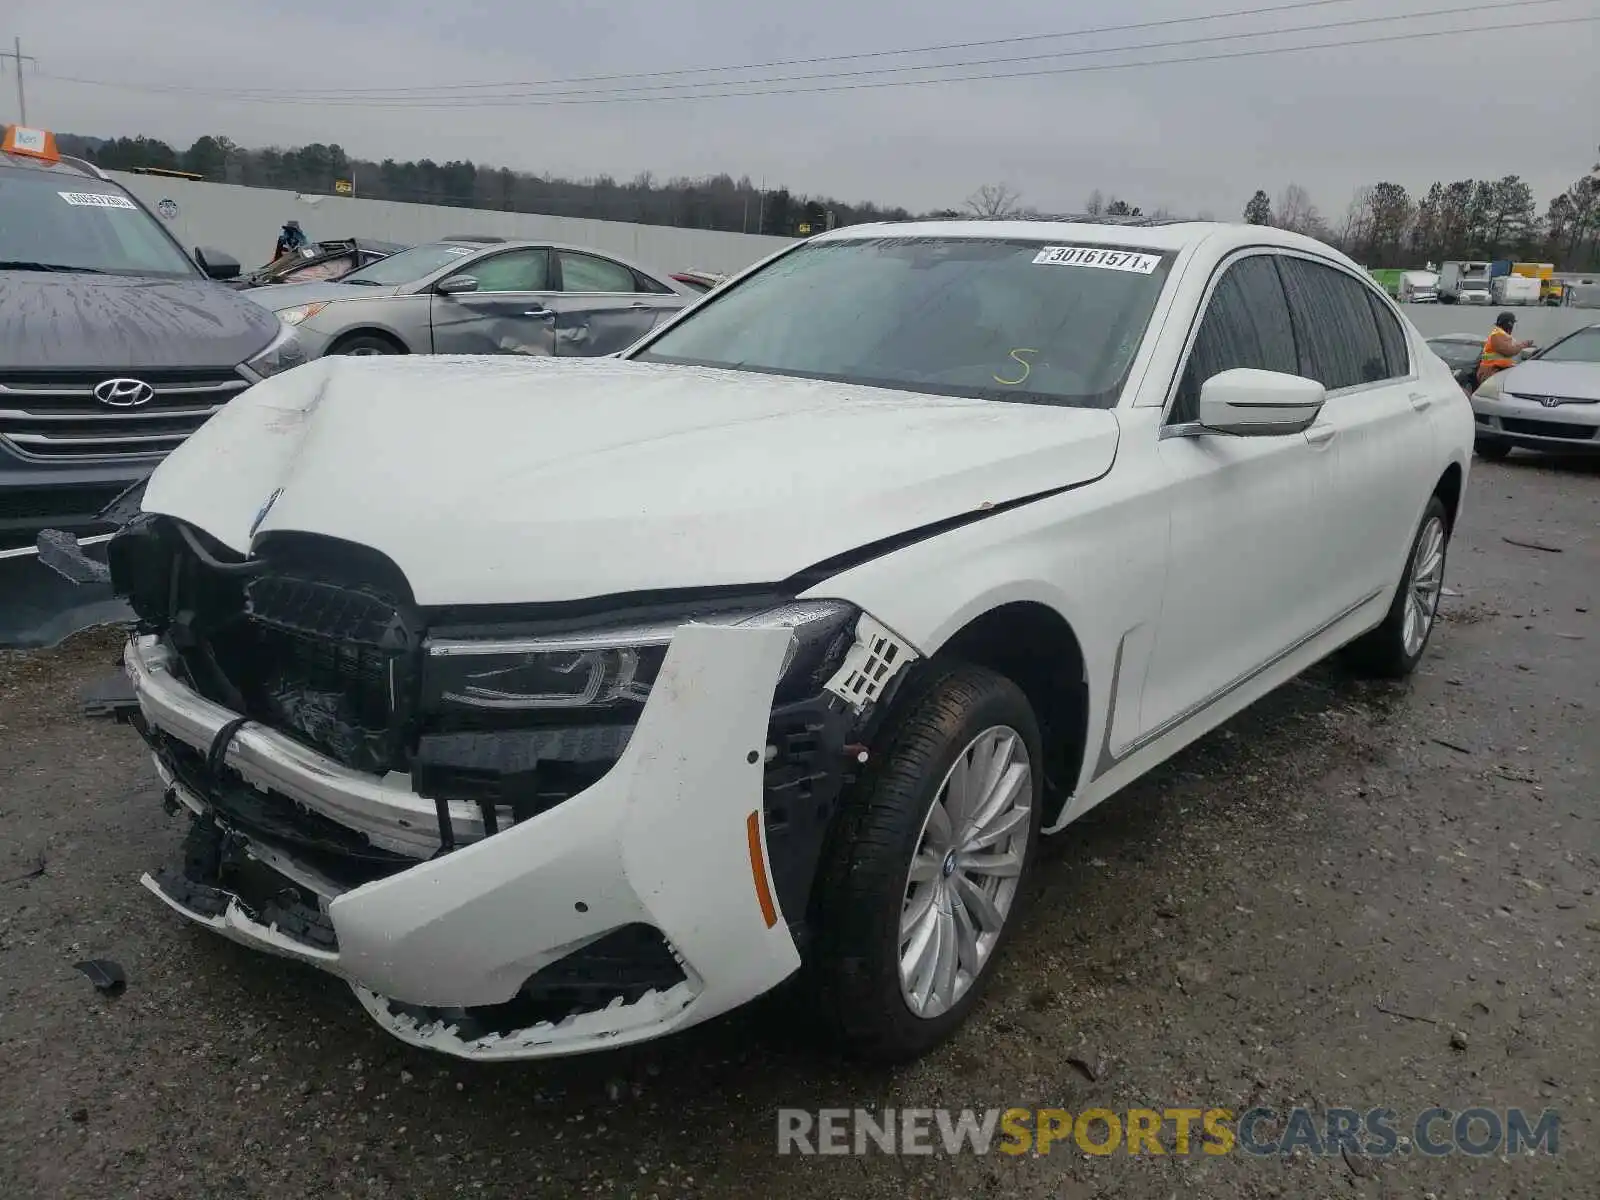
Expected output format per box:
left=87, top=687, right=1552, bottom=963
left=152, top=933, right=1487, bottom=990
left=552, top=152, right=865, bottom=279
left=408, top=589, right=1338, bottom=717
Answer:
left=110, top=511, right=920, bottom=1058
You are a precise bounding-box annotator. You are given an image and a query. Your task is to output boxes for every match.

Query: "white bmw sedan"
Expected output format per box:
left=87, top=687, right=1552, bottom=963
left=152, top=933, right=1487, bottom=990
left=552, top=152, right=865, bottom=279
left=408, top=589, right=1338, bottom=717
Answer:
left=108, top=219, right=1473, bottom=1063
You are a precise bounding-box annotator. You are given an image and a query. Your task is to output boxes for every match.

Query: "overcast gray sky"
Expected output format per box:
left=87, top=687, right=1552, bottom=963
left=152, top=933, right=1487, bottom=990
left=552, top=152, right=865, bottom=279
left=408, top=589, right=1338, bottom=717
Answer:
left=8, top=0, right=1597, bottom=218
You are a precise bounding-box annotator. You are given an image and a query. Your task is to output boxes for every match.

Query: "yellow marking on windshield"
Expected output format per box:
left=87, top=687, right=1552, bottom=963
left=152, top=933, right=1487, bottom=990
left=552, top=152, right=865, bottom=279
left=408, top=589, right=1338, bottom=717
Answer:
left=994, top=348, right=1038, bottom=386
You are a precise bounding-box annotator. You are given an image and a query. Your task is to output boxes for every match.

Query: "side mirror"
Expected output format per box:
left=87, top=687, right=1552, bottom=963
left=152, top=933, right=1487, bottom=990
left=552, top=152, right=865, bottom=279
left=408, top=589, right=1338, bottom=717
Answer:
left=436, top=275, right=480, bottom=295
left=1198, top=368, right=1325, bottom=436
left=195, top=246, right=241, bottom=281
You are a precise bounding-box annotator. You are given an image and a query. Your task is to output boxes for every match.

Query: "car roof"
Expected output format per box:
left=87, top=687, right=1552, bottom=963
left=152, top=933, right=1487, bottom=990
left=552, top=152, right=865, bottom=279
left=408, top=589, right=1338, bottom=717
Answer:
left=0, top=149, right=113, bottom=182
left=808, top=217, right=1347, bottom=259
left=438, top=238, right=676, bottom=277
left=1428, top=334, right=1484, bottom=344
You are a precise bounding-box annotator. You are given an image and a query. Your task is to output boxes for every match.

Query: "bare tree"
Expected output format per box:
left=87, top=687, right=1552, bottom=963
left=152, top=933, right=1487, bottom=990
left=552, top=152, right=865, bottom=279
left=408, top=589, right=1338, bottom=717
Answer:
left=1338, top=185, right=1374, bottom=257
left=964, top=182, right=1024, bottom=219
left=1274, top=183, right=1323, bottom=236
left=1084, top=189, right=1105, bottom=217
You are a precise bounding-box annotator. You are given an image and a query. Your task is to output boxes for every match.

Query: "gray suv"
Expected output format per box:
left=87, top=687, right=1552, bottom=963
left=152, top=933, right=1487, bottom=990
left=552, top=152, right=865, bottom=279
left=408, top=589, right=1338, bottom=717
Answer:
left=246, top=238, right=692, bottom=359
left=1, top=134, right=301, bottom=536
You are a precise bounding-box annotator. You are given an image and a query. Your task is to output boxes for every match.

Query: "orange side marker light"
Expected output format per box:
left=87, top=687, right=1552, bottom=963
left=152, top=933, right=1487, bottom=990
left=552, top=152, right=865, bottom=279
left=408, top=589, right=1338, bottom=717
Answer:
left=745, top=810, right=778, bottom=929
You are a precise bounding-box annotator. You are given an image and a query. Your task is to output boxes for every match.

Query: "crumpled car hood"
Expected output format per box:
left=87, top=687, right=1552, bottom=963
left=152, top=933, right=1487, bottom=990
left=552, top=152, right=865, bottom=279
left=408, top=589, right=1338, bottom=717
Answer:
left=139, top=355, right=1121, bottom=606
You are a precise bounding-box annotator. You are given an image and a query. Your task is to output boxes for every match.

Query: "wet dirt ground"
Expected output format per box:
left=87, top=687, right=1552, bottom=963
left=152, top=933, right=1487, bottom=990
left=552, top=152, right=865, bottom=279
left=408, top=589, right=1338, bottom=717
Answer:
left=2, top=455, right=1596, bottom=1199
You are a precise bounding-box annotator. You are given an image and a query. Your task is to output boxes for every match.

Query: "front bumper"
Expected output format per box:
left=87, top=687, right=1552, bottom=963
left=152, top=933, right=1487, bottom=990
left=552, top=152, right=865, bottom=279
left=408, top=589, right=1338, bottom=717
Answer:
left=126, top=622, right=806, bottom=1059
left=0, top=451, right=156, bottom=536
left=1472, top=395, right=1600, bottom=453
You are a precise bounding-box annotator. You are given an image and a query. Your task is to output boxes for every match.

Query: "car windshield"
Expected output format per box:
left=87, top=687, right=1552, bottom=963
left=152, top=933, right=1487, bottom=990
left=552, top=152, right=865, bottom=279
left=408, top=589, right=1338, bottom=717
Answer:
left=1537, top=327, right=1600, bottom=364
left=634, top=236, right=1174, bottom=408
left=1429, top=339, right=1481, bottom=369
left=0, top=168, right=196, bottom=278
left=339, top=241, right=479, bottom=286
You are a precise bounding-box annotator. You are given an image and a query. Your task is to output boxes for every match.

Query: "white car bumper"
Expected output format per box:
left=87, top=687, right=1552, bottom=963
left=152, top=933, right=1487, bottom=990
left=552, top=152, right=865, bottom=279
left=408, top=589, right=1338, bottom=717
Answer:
left=1472, top=392, right=1600, bottom=452
left=126, top=623, right=804, bottom=1060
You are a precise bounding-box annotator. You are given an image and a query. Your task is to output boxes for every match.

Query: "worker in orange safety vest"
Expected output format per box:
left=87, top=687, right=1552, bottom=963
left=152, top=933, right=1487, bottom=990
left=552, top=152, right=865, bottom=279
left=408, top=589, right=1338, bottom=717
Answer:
left=1476, top=311, right=1535, bottom=386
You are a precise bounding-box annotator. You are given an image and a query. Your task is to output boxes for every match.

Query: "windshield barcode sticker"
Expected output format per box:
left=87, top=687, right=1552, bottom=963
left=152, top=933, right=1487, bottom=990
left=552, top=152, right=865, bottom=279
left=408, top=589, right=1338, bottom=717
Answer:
left=443, top=246, right=474, bottom=256
left=59, top=191, right=138, bottom=210
left=1033, top=246, right=1161, bottom=274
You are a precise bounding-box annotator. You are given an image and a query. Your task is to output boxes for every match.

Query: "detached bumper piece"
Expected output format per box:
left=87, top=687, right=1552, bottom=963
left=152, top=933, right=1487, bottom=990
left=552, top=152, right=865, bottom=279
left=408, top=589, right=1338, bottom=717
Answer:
left=147, top=816, right=337, bottom=954
left=128, top=622, right=809, bottom=1059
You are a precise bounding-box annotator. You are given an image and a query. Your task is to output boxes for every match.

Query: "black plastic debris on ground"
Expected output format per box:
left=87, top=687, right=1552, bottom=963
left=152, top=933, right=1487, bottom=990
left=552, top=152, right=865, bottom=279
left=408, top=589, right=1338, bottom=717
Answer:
left=3, top=856, right=47, bottom=886
left=73, top=959, right=127, bottom=995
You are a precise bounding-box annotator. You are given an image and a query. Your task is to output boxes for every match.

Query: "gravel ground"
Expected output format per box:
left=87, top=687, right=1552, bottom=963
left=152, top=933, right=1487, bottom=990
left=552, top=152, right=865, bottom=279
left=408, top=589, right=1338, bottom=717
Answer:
left=2, top=455, right=1596, bottom=1199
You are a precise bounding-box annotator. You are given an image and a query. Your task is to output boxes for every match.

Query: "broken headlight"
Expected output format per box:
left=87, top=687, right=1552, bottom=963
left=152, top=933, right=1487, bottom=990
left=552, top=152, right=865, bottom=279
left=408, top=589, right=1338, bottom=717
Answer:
left=421, top=599, right=858, bottom=715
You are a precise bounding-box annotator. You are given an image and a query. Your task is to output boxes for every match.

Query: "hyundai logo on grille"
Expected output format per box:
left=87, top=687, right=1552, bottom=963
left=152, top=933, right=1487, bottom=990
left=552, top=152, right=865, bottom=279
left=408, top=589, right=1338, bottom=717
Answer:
left=93, top=378, right=156, bottom=408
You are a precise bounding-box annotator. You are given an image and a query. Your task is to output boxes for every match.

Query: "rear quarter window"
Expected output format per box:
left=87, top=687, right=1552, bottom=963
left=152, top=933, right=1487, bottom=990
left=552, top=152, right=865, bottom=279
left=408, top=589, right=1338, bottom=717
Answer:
left=1366, top=290, right=1411, bottom=378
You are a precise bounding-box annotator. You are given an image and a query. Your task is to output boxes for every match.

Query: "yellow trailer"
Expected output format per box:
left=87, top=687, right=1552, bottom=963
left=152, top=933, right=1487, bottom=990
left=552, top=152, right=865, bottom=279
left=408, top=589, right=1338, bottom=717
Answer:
left=1511, top=262, right=1554, bottom=280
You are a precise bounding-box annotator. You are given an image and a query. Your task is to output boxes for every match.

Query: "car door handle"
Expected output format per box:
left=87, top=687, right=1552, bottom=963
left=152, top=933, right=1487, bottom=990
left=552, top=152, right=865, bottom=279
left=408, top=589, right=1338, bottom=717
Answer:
left=1305, top=424, right=1338, bottom=446
left=522, top=307, right=555, bottom=319
left=1409, top=392, right=1434, bottom=412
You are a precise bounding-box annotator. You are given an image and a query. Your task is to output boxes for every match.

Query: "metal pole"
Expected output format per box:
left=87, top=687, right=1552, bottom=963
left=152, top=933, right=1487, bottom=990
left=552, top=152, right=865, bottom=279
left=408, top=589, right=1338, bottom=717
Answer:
left=5, top=37, right=37, bottom=124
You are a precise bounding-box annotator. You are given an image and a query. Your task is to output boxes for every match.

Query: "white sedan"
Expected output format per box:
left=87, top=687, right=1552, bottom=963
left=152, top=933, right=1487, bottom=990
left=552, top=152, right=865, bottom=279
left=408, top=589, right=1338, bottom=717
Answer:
left=109, top=218, right=1473, bottom=1062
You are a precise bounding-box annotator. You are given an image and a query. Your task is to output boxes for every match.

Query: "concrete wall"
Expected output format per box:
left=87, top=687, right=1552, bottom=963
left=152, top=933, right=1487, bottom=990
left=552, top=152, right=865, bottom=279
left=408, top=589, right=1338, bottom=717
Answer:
left=1400, top=304, right=1596, bottom=343
left=109, top=173, right=795, bottom=277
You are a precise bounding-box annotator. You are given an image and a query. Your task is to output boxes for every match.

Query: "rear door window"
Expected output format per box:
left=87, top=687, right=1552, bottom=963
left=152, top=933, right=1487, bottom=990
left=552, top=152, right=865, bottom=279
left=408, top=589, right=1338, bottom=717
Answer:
left=1277, top=257, right=1393, bottom=390
left=559, top=251, right=638, bottom=294
left=466, top=248, right=550, bottom=292
left=1171, top=254, right=1299, bottom=424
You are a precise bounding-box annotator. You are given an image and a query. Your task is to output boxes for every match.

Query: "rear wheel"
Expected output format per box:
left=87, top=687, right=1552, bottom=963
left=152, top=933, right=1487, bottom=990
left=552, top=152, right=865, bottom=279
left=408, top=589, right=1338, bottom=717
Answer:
left=1474, top=436, right=1512, bottom=461
left=805, top=663, right=1042, bottom=1062
left=1344, top=495, right=1450, bottom=679
left=332, top=334, right=403, bottom=356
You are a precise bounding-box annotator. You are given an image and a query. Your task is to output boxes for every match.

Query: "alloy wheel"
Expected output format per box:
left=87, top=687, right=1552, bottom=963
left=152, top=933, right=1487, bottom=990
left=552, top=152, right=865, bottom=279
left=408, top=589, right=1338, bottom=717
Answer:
left=898, top=725, right=1033, bottom=1019
left=1402, top=515, right=1447, bottom=658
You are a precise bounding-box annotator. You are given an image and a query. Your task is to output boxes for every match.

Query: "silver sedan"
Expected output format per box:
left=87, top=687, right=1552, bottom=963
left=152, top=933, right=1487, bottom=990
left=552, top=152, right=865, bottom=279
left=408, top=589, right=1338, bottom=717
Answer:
left=1471, top=322, right=1600, bottom=458
left=246, top=237, right=692, bottom=359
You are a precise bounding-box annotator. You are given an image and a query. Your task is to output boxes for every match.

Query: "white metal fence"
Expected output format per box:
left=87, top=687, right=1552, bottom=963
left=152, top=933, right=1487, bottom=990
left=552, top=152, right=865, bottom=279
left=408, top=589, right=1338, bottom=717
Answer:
left=110, top=173, right=795, bottom=277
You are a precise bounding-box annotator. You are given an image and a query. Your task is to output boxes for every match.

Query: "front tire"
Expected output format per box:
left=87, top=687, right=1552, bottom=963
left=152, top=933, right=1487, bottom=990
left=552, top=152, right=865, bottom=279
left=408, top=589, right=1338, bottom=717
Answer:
left=805, top=663, right=1043, bottom=1063
left=332, top=334, right=403, bottom=356
left=1344, top=495, right=1451, bottom=679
